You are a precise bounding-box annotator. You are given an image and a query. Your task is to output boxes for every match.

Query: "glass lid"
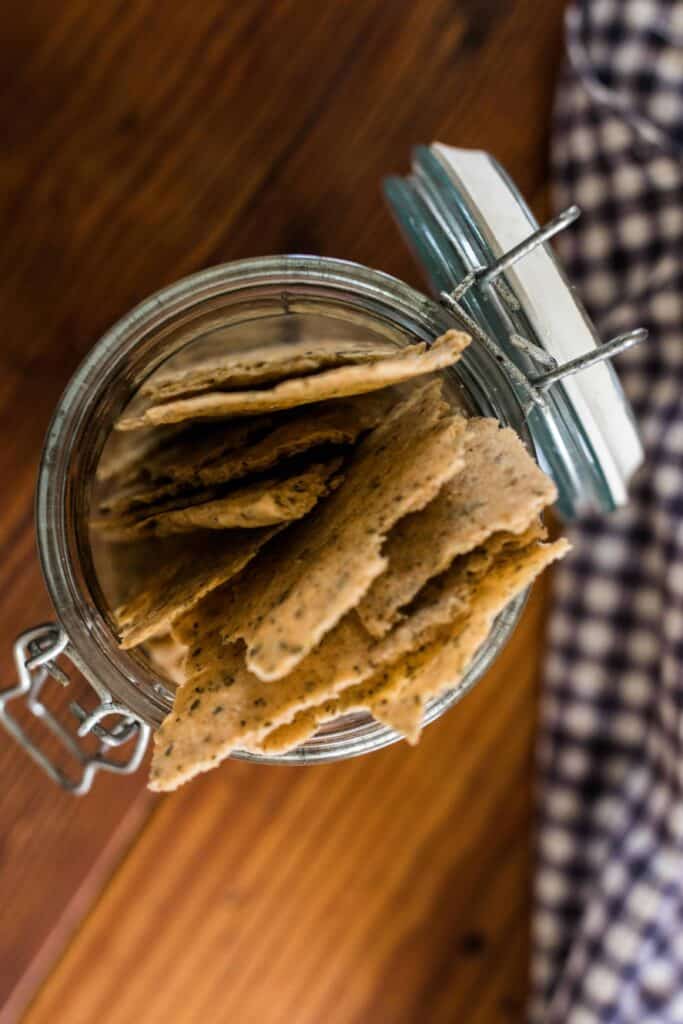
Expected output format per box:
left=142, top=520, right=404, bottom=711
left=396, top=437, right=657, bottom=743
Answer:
left=383, top=143, right=645, bottom=518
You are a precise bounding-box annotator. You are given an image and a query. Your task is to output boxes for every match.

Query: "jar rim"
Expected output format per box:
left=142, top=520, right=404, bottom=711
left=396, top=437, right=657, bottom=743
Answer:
left=35, top=254, right=529, bottom=759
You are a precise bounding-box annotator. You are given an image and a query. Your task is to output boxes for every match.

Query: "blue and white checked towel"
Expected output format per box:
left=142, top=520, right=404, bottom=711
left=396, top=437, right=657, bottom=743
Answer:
left=531, top=1, right=683, bottom=1021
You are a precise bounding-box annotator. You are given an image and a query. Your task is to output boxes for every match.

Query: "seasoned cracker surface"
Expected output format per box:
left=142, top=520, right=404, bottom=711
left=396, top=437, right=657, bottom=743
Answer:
left=117, top=330, right=469, bottom=429
left=115, top=527, right=279, bottom=648
left=149, top=530, right=550, bottom=788
left=149, top=618, right=370, bottom=790
left=244, top=710, right=323, bottom=756
left=141, top=337, right=400, bottom=401
left=148, top=531, right=567, bottom=789
left=217, top=380, right=467, bottom=680
left=99, top=394, right=393, bottom=517
left=372, top=537, right=570, bottom=741
left=238, top=537, right=570, bottom=756
left=109, top=461, right=342, bottom=537
left=244, top=527, right=553, bottom=754
left=357, top=418, right=557, bottom=637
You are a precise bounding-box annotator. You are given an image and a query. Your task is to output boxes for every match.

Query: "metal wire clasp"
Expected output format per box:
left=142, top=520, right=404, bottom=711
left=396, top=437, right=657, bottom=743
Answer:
left=0, top=624, right=150, bottom=795
left=439, top=205, right=648, bottom=413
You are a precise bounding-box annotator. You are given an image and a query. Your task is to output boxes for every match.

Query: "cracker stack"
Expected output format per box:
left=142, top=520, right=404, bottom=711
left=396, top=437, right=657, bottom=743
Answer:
left=91, top=330, right=567, bottom=791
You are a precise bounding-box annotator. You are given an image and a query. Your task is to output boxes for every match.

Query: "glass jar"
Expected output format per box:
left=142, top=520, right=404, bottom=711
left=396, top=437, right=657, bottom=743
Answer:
left=0, top=144, right=646, bottom=793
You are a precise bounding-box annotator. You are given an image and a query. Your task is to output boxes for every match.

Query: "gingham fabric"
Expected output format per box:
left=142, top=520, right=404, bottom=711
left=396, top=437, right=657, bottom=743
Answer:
left=530, top=2, right=683, bottom=1022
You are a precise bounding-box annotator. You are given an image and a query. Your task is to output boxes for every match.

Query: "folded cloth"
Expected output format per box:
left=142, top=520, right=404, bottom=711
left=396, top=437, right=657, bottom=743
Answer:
left=531, top=2, right=683, bottom=1022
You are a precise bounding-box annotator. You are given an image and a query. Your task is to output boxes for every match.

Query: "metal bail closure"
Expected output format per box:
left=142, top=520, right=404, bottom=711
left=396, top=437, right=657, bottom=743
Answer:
left=440, top=285, right=548, bottom=414
left=0, top=624, right=151, bottom=795
left=450, top=205, right=581, bottom=302
left=440, top=205, right=648, bottom=414
left=529, top=329, right=648, bottom=391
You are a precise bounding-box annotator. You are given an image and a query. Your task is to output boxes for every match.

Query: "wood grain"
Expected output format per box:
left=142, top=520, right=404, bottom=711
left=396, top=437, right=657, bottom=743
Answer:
left=0, top=0, right=566, bottom=1019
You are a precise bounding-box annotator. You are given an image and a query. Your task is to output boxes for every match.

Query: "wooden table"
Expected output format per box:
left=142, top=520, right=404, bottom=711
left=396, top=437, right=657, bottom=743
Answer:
left=0, top=2, right=566, bottom=1020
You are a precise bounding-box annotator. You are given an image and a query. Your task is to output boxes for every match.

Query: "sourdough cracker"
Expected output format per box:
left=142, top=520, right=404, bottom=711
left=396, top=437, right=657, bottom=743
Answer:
left=92, top=488, right=223, bottom=540
left=100, top=394, right=394, bottom=518
left=149, top=601, right=427, bottom=790
left=149, top=618, right=370, bottom=791
left=97, top=416, right=275, bottom=513
left=371, top=537, right=570, bottom=742
left=149, top=529, right=546, bottom=787
left=217, top=380, right=468, bottom=680
left=237, top=526, right=553, bottom=755
left=357, top=418, right=557, bottom=636
left=141, top=338, right=400, bottom=402
left=156, top=463, right=339, bottom=532
left=93, top=319, right=567, bottom=785
left=368, top=523, right=545, bottom=666
left=175, top=608, right=386, bottom=743
left=188, top=523, right=503, bottom=683
left=115, top=460, right=343, bottom=537
left=115, top=527, right=279, bottom=648
left=117, top=330, right=469, bottom=429
left=193, top=393, right=391, bottom=486
left=242, top=535, right=570, bottom=755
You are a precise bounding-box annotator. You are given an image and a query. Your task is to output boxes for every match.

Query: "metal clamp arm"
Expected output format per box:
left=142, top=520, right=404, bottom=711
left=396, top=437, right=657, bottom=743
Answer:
left=0, top=624, right=150, bottom=796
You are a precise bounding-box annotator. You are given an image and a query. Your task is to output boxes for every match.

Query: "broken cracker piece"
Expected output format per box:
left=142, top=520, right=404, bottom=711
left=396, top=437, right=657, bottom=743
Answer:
left=357, top=417, right=557, bottom=637
left=100, top=393, right=394, bottom=518
left=244, top=536, right=569, bottom=755
left=149, top=529, right=547, bottom=787
left=218, top=379, right=467, bottom=680
left=244, top=710, right=323, bottom=756
left=115, top=527, right=279, bottom=649
left=97, top=415, right=276, bottom=514
left=371, top=537, right=570, bottom=742
left=141, top=337, right=400, bottom=402
left=149, top=616, right=370, bottom=790
left=112, top=460, right=343, bottom=538
left=236, top=526, right=554, bottom=756
left=117, top=330, right=469, bottom=429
